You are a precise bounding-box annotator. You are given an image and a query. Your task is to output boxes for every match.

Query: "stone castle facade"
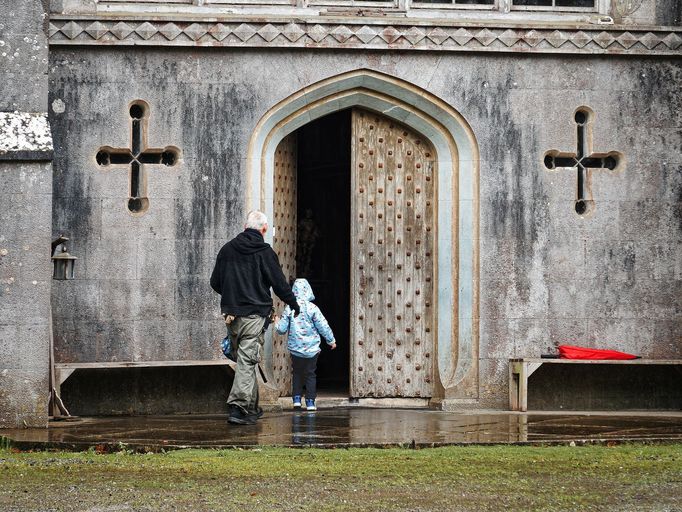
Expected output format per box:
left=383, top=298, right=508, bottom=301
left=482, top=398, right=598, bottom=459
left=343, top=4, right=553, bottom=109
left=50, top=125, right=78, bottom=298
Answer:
left=1, top=0, right=680, bottom=427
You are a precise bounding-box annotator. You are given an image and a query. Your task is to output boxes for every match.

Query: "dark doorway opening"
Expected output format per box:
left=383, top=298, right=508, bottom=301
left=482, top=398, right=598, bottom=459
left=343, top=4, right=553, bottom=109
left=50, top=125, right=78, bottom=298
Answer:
left=295, top=109, right=351, bottom=394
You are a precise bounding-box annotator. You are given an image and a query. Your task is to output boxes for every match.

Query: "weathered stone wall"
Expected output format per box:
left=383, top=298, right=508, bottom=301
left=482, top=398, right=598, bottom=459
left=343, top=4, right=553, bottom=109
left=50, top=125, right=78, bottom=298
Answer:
left=61, top=366, right=232, bottom=415
left=528, top=364, right=681, bottom=410
left=657, top=0, right=682, bottom=25
left=49, top=47, right=681, bottom=411
left=0, top=0, right=52, bottom=428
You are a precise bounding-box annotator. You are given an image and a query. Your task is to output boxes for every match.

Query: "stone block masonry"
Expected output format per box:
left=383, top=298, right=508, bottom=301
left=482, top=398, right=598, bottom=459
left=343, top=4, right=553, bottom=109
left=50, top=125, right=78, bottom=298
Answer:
left=0, top=0, right=53, bottom=428
left=0, top=158, right=53, bottom=427
left=48, top=45, right=681, bottom=412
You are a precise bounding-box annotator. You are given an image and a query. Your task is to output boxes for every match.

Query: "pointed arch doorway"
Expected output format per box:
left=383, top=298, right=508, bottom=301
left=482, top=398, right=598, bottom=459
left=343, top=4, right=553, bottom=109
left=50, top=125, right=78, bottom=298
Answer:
left=249, top=70, right=480, bottom=406
left=270, top=108, right=437, bottom=398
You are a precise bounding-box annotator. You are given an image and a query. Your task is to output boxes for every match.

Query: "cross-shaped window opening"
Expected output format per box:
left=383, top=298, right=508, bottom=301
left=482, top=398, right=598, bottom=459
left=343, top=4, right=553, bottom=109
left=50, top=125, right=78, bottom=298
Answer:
left=96, top=101, right=180, bottom=214
left=543, top=108, right=622, bottom=216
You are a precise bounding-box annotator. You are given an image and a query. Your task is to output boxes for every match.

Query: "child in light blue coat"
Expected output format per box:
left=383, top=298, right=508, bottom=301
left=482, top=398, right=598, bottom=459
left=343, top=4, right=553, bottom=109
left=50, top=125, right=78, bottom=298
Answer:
left=275, top=278, right=336, bottom=411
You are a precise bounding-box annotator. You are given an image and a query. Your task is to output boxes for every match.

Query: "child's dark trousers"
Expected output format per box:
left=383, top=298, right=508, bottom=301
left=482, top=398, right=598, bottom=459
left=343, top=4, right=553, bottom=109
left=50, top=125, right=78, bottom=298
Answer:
left=291, top=353, right=319, bottom=400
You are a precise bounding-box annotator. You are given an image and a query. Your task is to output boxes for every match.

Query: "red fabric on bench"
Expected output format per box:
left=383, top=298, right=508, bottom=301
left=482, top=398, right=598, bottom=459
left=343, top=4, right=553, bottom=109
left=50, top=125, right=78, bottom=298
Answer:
left=558, top=345, right=639, bottom=360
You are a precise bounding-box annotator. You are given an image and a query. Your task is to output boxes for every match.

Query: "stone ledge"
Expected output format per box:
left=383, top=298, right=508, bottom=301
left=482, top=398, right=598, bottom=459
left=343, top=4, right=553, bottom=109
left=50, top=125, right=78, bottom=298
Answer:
left=0, top=150, right=55, bottom=162
left=0, top=112, right=54, bottom=162
left=47, top=16, right=682, bottom=55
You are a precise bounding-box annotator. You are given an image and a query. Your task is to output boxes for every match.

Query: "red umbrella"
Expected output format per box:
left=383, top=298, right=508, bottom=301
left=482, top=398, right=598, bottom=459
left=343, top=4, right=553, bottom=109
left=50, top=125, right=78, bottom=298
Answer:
left=558, top=345, right=639, bottom=360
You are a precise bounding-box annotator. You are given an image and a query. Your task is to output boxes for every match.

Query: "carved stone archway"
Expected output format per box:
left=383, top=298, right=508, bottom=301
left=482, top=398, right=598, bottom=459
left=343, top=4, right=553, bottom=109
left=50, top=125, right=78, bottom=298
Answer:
left=247, top=70, right=480, bottom=404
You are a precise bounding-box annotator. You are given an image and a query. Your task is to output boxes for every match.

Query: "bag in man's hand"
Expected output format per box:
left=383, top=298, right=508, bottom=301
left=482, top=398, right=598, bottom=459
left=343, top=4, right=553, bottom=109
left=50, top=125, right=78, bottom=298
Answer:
left=221, top=335, right=236, bottom=362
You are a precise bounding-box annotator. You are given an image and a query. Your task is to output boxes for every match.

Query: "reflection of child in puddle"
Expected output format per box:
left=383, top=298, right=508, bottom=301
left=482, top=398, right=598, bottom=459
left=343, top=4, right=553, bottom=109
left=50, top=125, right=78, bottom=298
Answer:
left=275, top=279, right=336, bottom=412
left=291, top=412, right=317, bottom=445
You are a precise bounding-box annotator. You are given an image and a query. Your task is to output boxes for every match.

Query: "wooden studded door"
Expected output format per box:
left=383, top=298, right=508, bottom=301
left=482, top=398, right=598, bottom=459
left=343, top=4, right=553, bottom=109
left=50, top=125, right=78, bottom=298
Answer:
left=350, top=108, right=436, bottom=398
left=272, top=133, right=297, bottom=394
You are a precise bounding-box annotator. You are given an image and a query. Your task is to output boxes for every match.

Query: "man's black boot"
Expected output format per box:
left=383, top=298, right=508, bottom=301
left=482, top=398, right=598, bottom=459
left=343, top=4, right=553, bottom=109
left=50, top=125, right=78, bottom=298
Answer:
left=228, top=405, right=256, bottom=425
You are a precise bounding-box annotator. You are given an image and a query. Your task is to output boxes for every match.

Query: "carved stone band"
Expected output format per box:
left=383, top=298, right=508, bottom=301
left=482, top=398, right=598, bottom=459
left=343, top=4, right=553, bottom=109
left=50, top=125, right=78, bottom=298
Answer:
left=48, top=18, right=682, bottom=56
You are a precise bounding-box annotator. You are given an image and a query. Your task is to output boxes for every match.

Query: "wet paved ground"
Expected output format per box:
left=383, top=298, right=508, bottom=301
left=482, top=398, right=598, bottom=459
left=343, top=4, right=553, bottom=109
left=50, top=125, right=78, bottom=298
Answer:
left=3, top=409, right=682, bottom=450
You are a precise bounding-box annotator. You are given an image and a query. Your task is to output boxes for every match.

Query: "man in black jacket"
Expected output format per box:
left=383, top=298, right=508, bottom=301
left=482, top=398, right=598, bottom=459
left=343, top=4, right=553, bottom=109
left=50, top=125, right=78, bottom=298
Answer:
left=210, top=210, right=300, bottom=425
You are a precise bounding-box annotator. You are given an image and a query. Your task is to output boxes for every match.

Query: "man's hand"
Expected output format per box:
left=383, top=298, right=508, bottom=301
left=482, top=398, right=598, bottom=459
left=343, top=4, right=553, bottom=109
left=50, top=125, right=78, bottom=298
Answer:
left=293, top=303, right=301, bottom=317
left=330, top=342, right=337, bottom=350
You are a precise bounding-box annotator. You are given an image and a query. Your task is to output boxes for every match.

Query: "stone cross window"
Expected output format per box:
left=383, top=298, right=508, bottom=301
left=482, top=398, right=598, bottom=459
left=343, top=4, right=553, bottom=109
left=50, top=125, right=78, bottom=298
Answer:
left=96, top=101, right=180, bottom=215
left=544, top=108, right=622, bottom=215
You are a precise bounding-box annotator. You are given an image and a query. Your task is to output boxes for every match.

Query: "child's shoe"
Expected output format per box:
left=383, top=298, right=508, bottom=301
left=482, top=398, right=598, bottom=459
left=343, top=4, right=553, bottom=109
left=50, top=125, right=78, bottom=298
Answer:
left=305, top=398, right=316, bottom=411
left=293, top=395, right=302, bottom=409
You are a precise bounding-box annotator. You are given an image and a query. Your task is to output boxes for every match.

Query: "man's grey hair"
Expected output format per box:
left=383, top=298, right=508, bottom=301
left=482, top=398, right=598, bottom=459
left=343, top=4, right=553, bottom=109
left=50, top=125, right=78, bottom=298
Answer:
left=245, top=210, right=268, bottom=230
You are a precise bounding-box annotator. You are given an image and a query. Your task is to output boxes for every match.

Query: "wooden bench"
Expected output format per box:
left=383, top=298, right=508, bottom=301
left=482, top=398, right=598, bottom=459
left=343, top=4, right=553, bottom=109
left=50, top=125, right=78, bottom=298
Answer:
left=509, top=358, right=682, bottom=412
left=53, top=360, right=278, bottom=417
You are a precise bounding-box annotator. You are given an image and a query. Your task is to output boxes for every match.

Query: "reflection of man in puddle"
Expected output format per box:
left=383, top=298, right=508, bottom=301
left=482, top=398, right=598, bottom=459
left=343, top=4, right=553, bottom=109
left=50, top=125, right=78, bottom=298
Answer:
left=291, top=411, right=317, bottom=445
left=297, top=209, right=319, bottom=277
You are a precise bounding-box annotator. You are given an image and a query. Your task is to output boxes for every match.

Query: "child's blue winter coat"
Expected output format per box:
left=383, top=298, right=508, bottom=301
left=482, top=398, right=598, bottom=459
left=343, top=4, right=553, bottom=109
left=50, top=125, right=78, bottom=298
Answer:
left=275, top=279, right=335, bottom=358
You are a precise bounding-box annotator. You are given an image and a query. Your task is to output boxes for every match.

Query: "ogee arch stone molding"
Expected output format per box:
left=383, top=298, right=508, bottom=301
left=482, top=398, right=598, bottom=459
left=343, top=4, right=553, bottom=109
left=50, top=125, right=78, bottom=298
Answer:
left=246, top=70, right=480, bottom=402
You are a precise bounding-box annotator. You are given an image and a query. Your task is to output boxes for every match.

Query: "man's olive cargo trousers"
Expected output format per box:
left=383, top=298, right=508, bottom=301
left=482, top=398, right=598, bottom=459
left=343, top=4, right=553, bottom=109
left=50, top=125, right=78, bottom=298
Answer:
left=226, top=315, right=266, bottom=413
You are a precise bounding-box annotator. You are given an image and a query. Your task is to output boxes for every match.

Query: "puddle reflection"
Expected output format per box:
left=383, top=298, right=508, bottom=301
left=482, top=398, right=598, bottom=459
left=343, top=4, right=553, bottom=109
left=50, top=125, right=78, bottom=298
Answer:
left=2, top=409, right=681, bottom=449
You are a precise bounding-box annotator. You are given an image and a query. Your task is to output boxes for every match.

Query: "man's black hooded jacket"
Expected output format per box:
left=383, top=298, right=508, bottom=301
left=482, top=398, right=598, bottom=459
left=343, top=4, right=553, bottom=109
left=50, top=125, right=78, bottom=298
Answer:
left=210, top=228, right=299, bottom=317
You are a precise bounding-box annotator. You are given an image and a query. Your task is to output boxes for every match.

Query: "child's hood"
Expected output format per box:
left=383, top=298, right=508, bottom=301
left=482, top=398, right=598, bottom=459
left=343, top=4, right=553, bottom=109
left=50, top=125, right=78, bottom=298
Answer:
left=292, top=278, right=315, bottom=302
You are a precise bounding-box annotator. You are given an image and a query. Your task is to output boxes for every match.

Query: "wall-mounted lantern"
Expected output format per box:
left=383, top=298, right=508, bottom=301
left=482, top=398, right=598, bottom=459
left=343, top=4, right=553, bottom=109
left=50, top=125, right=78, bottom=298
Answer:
left=51, top=235, right=77, bottom=280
